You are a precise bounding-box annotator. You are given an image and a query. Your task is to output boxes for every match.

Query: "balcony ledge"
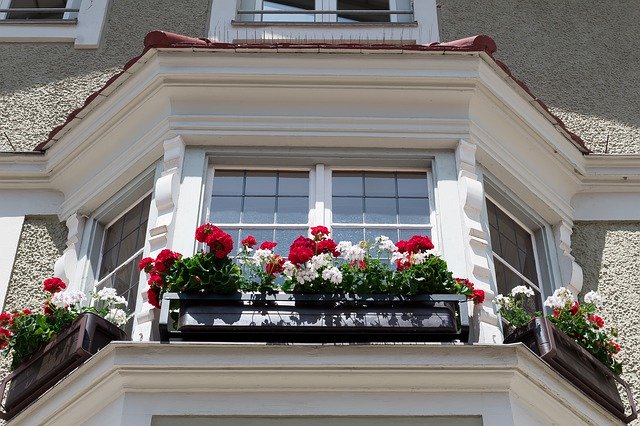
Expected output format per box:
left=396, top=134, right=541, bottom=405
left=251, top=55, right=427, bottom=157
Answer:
left=9, top=342, right=623, bottom=425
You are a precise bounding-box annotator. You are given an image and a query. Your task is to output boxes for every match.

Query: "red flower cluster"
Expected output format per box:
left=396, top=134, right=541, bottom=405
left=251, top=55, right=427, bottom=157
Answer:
left=0, top=328, right=11, bottom=349
left=260, top=241, right=277, bottom=251
left=609, top=341, right=621, bottom=354
left=266, top=256, right=285, bottom=277
left=195, top=223, right=221, bottom=243
left=242, top=236, right=258, bottom=248
left=288, top=236, right=316, bottom=265
left=570, top=302, right=580, bottom=315
left=317, top=239, right=339, bottom=257
left=138, top=249, right=183, bottom=309
left=155, top=249, right=182, bottom=273
left=310, top=226, right=330, bottom=239
left=396, top=235, right=434, bottom=254
left=455, top=278, right=485, bottom=305
left=42, top=277, right=66, bottom=294
left=206, top=229, right=234, bottom=259
left=587, top=314, right=605, bottom=329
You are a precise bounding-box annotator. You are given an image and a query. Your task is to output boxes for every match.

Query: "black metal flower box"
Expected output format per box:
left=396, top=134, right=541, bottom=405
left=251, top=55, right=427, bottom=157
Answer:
left=0, top=313, right=128, bottom=420
left=159, top=292, right=469, bottom=343
left=504, top=317, right=637, bottom=423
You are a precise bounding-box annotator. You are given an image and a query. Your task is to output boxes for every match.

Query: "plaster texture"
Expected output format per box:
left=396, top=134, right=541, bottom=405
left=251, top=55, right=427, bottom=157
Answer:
left=572, top=221, right=640, bottom=423
left=0, top=0, right=210, bottom=152
left=438, top=0, right=640, bottom=154
left=0, top=216, right=66, bottom=401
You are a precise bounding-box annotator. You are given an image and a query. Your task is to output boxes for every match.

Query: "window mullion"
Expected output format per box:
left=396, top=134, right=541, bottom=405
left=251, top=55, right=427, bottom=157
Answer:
left=313, top=164, right=326, bottom=226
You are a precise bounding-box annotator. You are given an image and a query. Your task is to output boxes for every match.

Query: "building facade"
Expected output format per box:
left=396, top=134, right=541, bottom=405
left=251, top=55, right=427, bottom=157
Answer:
left=0, top=1, right=638, bottom=424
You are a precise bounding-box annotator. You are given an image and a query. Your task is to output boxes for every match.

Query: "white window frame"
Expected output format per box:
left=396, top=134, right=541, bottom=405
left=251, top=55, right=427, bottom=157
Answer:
left=486, top=194, right=544, bottom=301
left=204, top=162, right=437, bottom=250
left=0, top=0, right=110, bottom=48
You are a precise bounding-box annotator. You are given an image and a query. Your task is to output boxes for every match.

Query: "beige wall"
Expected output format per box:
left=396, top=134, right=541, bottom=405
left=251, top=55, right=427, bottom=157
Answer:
left=572, top=221, right=640, bottom=421
left=0, top=0, right=211, bottom=152
left=438, top=0, right=640, bottom=154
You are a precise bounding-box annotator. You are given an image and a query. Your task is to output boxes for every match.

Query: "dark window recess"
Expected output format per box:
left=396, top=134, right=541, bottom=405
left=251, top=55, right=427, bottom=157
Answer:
left=486, top=199, right=542, bottom=311
left=337, top=0, right=390, bottom=22
left=6, top=0, right=67, bottom=19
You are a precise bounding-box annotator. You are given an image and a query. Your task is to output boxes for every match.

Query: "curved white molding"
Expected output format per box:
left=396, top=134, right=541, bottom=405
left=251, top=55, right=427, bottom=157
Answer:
left=553, top=221, right=583, bottom=295
left=455, top=139, right=501, bottom=344
left=53, top=213, right=85, bottom=289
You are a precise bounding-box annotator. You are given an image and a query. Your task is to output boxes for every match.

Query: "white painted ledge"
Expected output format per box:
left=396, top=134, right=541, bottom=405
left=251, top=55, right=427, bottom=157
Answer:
left=10, top=343, right=623, bottom=425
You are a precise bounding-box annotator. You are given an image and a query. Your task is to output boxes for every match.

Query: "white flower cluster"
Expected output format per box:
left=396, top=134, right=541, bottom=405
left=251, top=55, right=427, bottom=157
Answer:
left=251, top=248, right=273, bottom=265
left=51, top=290, right=87, bottom=309
left=375, top=235, right=397, bottom=252
left=544, top=287, right=575, bottom=309
left=104, top=308, right=129, bottom=327
left=283, top=254, right=343, bottom=285
left=510, top=285, right=535, bottom=297
left=390, top=250, right=408, bottom=264
left=336, top=241, right=366, bottom=262
left=97, top=287, right=127, bottom=306
left=583, top=290, right=603, bottom=307
left=494, top=294, right=512, bottom=309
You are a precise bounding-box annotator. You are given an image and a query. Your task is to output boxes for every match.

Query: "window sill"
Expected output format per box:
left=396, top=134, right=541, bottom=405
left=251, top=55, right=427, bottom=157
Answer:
left=0, top=19, right=76, bottom=25
left=231, top=20, right=418, bottom=28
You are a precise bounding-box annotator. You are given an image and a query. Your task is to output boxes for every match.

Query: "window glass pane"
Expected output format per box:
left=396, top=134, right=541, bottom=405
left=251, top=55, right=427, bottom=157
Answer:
left=211, top=196, right=242, bottom=223
left=399, top=228, right=431, bottom=240
left=364, top=228, right=397, bottom=242
left=212, top=171, right=244, bottom=196
left=245, top=172, right=277, bottom=195
left=337, top=0, right=390, bottom=22
left=116, top=231, right=138, bottom=265
left=279, top=172, right=309, bottom=196
left=237, top=228, right=276, bottom=248
left=365, top=197, right=397, bottom=224
left=333, top=197, right=363, bottom=223
left=494, top=259, right=542, bottom=312
left=332, top=227, right=365, bottom=244
left=276, top=196, right=308, bottom=224
left=262, top=0, right=315, bottom=22
left=7, top=0, right=66, bottom=19
left=99, top=247, right=119, bottom=278
left=333, top=172, right=363, bottom=196
left=398, top=198, right=429, bottom=224
left=397, top=173, right=429, bottom=197
left=243, top=197, right=276, bottom=223
left=499, top=234, right=519, bottom=271
left=121, top=203, right=143, bottom=238
left=275, top=228, right=309, bottom=254
left=103, top=222, right=123, bottom=252
left=364, top=172, right=396, bottom=197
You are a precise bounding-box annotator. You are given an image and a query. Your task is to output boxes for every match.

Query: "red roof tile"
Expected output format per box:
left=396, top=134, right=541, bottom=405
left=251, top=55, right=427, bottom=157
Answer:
left=34, top=31, right=590, bottom=153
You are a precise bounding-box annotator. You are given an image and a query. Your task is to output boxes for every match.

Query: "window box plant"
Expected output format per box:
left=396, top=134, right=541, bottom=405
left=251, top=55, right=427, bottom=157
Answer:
left=144, top=224, right=484, bottom=344
left=0, top=281, right=130, bottom=420
left=497, top=287, right=637, bottom=422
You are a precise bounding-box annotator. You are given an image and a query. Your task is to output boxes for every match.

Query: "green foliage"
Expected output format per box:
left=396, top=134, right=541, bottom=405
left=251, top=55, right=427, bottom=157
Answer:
left=281, top=274, right=340, bottom=294
left=163, top=252, right=241, bottom=295
left=339, top=258, right=394, bottom=294
left=391, top=255, right=456, bottom=296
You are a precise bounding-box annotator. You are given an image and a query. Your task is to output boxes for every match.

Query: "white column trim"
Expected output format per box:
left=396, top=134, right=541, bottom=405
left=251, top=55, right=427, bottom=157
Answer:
left=0, top=216, right=24, bottom=311
left=53, top=213, right=85, bottom=289
left=553, top=221, right=583, bottom=295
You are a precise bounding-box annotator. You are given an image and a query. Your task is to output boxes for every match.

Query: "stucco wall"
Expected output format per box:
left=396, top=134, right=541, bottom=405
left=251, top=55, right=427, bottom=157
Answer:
left=572, top=221, right=640, bottom=421
left=0, top=216, right=67, bottom=390
left=0, top=0, right=210, bottom=152
left=438, top=0, right=640, bottom=154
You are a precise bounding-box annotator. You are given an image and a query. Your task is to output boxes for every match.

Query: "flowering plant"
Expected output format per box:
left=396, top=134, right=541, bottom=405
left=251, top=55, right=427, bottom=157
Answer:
left=140, top=223, right=486, bottom=306
left=496, top=286, right=622, bottom=374
left=0, top=278, right=129, bottom=370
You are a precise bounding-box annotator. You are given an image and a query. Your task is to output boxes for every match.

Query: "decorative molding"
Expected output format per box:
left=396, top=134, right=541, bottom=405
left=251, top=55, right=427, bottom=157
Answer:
left=553, top=221, right=583, bottom=295
left=53, top=213, right=85, bottom=289
left=134, top=135, right=185, bottom=341
left=455, top=139, right=501, bottom=343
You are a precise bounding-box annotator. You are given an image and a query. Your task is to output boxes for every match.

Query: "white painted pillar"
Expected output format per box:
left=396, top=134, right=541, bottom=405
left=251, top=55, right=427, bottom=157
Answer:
left=0, top=216, right=25, bottom=310
left=553, top=221, right=583, bottom=295
left=53, top=213, right=85, bottom=290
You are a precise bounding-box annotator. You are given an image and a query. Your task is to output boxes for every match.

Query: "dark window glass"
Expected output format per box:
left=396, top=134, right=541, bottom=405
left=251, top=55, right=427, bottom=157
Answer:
left=7, top=0, right=67, bottom=19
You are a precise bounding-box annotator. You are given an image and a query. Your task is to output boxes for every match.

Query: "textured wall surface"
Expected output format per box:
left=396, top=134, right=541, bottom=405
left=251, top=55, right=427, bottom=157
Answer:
left=438, top=0, right=640, bottom=154
left=0, top=0, right=210, bottom=152
left=572, top=222, right=640, bottom=422
left=0, top=217, right=67, bottom=389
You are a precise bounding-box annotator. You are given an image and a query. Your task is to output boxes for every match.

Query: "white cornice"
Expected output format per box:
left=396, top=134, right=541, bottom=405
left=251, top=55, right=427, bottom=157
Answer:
left=11, top=343, right=620, bottom=425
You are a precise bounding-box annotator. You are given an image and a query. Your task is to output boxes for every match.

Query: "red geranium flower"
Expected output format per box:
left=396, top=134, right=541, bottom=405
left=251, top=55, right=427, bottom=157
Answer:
left=242, top=236, right=258, bottom=248
left=138, top=257, right=154, bottom=272
left=317, top=239, right=339, bottom=257
left=395, top=240, right=408, bottom=253
left=195, top=223, right=222, bottom=243
left=43, top=277, right=66, bottom=294
left=266, top=256, right=285, bottom=277
left=154, top=249, right=181, bottom=273
left=587, top=315, right=604, bottom=328
left=350, top=259, right=367, bottom=270
left=0, top=313, right=12, bottom=326
left=21, top=309, right=31, bottom=315
left=288, top=246, right=315, bottom=265
left=405, top=235, right=434, bottom=253
left=205, top=230, right=234, bottom=259
left=456, top=278, right=474, bottom=289
left=310, top=226, right=330, bottom=239
left=570, top=302, right=580, bottom=315
left=472, top=289, right=485, bottom=304
left=148, top=273, right=164, bottom=288
left=259, top=241, right=278, bottom=251
left=0, top=328, right=11, bottom=349
left=43, top=301, right=55, bottom=316
left=147, top=287, right=160, bottom=309
left=609, top=341, right=621, bottom=354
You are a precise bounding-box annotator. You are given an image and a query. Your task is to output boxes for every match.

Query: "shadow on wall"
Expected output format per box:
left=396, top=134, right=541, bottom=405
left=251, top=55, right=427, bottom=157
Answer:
left=572, top=221, right=640, bottom=424
left=438, top=0, right=640, bottom=153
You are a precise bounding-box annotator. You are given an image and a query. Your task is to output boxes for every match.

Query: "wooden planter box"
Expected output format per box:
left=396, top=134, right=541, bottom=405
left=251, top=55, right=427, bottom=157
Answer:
left=504, top=317, right=637, bottom=423
left=159, top=292, right=470, bottom=343
left=0, top=313, right=128, bottom=420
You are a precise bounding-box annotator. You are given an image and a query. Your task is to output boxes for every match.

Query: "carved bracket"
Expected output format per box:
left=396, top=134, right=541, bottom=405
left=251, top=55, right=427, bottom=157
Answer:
left=553, top=221, right=583, bottom=295
left=455, top=139, right=501, bottom=343
left=53, top=213, right=85, bottom=289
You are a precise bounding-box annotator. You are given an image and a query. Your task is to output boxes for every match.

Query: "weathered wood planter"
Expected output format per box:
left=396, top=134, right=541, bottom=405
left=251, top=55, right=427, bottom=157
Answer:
left=0, top=313, right=128, bottom=420
left=504, top=317, right=637, bottom=423
left=159, top=292, right=469, bottom=343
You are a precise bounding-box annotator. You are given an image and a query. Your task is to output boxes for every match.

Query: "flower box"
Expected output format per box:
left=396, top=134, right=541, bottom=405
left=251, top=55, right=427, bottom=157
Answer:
left=159, top=292, right=470, bottom=343
left=504, top=317, right=637, bottom=423
left=0, top=313, right=128, bottom=420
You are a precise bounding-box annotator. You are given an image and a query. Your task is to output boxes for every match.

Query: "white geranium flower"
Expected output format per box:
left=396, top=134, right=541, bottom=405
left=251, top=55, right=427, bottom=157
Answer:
left=97, top=287, right=118, bottom=300
left=282, top=261, right=296, bottom=278
left=510, top=285, right=534, bottom=297
left=375, top=235, right=397, bottom=252
left=544, top=287, right=574, bottom=309
left=494, top=294, right=511, bottom=309
left=413, top=252, right=429, bottom=265
left=342, top=245, right=366, bottom=263
left=322, top=267, right=343, bottom=284
left=337, top=241, right=353, bottom=252
left=584, top=290, right=603, bottom=307
left=105, top=308, right=129, bottom=327
left=51, top=290, right=87, bottom=309
left=391, top=251, right=408, bottom=264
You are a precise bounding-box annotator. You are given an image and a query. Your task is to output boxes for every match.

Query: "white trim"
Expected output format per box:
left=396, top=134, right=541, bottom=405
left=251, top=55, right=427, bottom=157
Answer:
left=0, top=216, right=24, bottom=311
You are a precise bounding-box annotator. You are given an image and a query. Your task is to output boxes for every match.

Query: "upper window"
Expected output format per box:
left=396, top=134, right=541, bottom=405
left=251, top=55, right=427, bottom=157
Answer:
left=96, top=194, right=151, bottom=315
left=237, top=0, right=414, bottom=23
left=1, top=0, right=78, bottom=21
left=209, top=166, right=433, bottom=252
left=486, top=198, right=542, bottom=312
